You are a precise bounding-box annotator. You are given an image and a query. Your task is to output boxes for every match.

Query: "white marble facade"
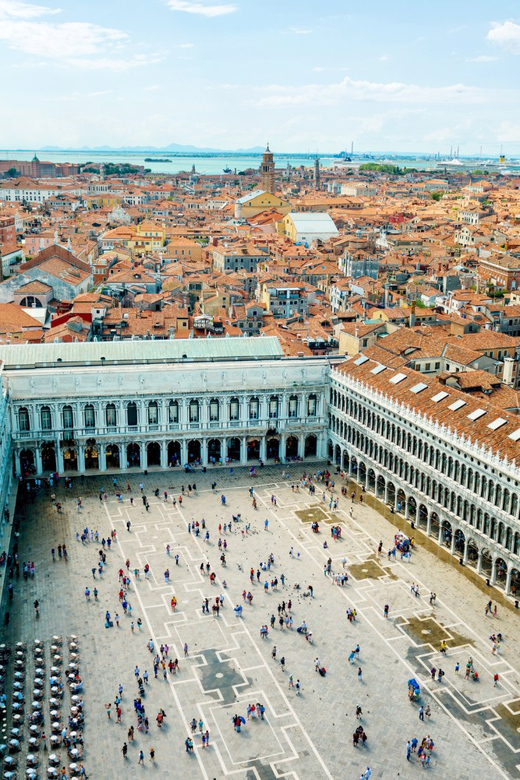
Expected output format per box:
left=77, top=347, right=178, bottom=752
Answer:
left=5, top=356, right=329, bottom=475
left=328, top=366, right=520, bottom=596
left=1, top=338, right=519, bottom=597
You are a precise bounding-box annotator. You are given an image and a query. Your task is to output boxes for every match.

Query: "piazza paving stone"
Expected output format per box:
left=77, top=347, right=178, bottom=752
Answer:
left=1, top=462, right=519, bottom=778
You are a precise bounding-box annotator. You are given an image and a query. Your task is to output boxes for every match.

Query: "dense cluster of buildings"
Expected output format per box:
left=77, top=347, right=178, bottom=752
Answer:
left=0, top=148, right=519, bottom=599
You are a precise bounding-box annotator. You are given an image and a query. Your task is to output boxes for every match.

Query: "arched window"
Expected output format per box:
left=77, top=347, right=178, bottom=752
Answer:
left=169, top=400, right=179, bottom=424
left=127, top=402, right=137, bottom=427
left=209, top=399, right=219, bottom=422
left=148, top=401, right=158, bottom=426
left=288, top=394, right=298, bottom=418
left=84, top=404, right=95, bottom=428
left=229, top=397, right=239, bottom=421
left=249, top=397, right=259, bottom=420
left=41, top=406, right=52, bottom=431
left=269, top=396, right=279, bottom=419
left=18, top=407, right=30, bottom=432
left=62, top=405, right=73, bottom=430
left=189, top=400, right=199, bottom=423
left=106, top=403, right=117, bottom=427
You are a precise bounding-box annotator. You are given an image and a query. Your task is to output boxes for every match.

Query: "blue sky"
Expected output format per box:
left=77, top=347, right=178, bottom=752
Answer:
left=1, top=0, right=520, bottom=154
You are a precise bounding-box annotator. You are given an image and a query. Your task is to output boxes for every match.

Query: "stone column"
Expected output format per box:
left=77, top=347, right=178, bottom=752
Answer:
left=240, top=436, right=248, bottom=465
left=98, top=445, right=107, bottom=472
left=260, top=437, right=266, bottom=462
left=404, top=499, right=410, bottom=520
left=201, top=438, right=208, bottom=467
left=56, top=446, right=64, bottom=474
left=280, top=433, right=286, bottom=462
left=463, top=541, right=469, bottom=564
left=13, top=449, right=21, bottom=477
left=160, top=441, right=167, bottom=469
left=477, top=549, right=483, bottom=575
left=437, top=523, right=443, bottom=545
left=450, top=532, right=457, bottom=556
left=181, top=439, right=188, bottom=466
left=77, top=445, right=85, bottom=474
left=142, top=444, right=149, bottom=470
left=505, top=567, right=512, bottom=596
left=35, top=447, right=42, bottom=476
left=118, top=444, right=126, bottom=471
left=384, top=483, right=389, bottom=503
left=426, top=513, right=432, bottom=536
left=221, top=438, right=227, bottom=466
left=491, top=557, right=497, bottom=586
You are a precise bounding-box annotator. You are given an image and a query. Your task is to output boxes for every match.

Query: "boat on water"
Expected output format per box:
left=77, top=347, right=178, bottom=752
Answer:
left=144, top=157, right=172, bottom=163
left=223, top=166, right=232, bottom=173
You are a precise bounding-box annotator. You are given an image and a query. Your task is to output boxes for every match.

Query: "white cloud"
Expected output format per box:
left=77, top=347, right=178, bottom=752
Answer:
left=248, top=75, right=487, bottom=109
left=69, top=53, right=165, bottom=71
left=487, top=21, right=520, bottom=53
left=467, top=55, right=499, bottom=62
left=0, top=20, right=127, bottom=57
left=496, top=121, right=520, bottom=142
left=177, top=42, right=195, bottom=48
left=0, top=0, right=163, bottom=69
left=0, top=0, right=60, bottom=19
left=167, top=1, right=237, bottom=16
left=313, top=66, right=349, bottom=73
left=290, top=27, right=312, bottom=35
left=379, top=54, right=389, bottom=61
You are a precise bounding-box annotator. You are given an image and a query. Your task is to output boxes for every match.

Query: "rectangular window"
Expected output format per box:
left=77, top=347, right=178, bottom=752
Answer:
left=249, top=399, right=259, bottom=420
left=210, top=401, right=219, bottom=422
left=230, top=400, right=239, bottom=420
left=63, top=408, right=73, bottom=429
left=269, top=399, right=278, bottom=419
left=41, top=409, right=52, bottom=430
left=148, top=405, right=158, bottom=425
left=289, top=397, right=298, bottom=418
left=308, top=396, right=316, bottom=417
left=169, top=403, right=178, bottom=424
left=189, top=403, right=199, bottom=423
left=85, top=407, right=95, bottom=428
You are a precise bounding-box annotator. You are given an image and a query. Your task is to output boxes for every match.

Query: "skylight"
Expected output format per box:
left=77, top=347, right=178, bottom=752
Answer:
left=508, top=428, right=520, bottom=441
left=389, top=372, right=407, bottom=385
left=488, top=417, right=507, bottom=431
left=371, top=364, right=386, bottom=375
left=410, top=382, right=428, bottom=394
left=431, top=391, right=449, bottom=403
left=467, top=409, right=487, bottom=421
left=448, top=399, right=467, bottom=411
left=354, top=355, right=369, bottom=366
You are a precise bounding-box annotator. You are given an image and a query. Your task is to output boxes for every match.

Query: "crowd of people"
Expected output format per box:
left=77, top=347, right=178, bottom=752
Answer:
left=9, top=463, right=512, bottom=776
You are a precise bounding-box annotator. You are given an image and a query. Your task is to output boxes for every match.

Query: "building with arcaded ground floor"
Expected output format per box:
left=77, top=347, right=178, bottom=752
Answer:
left=0, top=336, right=519, bottom=602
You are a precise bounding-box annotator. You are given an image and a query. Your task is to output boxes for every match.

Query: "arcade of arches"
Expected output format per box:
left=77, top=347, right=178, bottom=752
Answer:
left=329, top=427, right=520, bottom=597
left=14, top=432, right=320, bottom=476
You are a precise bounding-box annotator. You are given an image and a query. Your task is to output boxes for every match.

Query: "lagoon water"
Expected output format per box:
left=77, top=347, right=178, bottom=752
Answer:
left=0, top=150, right=442, bottom=175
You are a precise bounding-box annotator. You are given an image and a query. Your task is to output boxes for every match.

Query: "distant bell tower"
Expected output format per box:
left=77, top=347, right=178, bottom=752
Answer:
left=314, top=156, right=321, bottom=190
left=260, top=143, right=275, bottom=193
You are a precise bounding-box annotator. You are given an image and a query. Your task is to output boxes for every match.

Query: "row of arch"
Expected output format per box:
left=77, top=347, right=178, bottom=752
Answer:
left=330, top=437, right=520, bottom=555
left=329, top=441, right=520, bottom=595
left=329, top=392, right=520, bottom=521
left=19, top=434, right=319, bottom=473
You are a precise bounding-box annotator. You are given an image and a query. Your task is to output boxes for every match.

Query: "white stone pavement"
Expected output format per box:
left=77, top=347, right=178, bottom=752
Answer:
left=2, top=463, right=519, bottom=779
